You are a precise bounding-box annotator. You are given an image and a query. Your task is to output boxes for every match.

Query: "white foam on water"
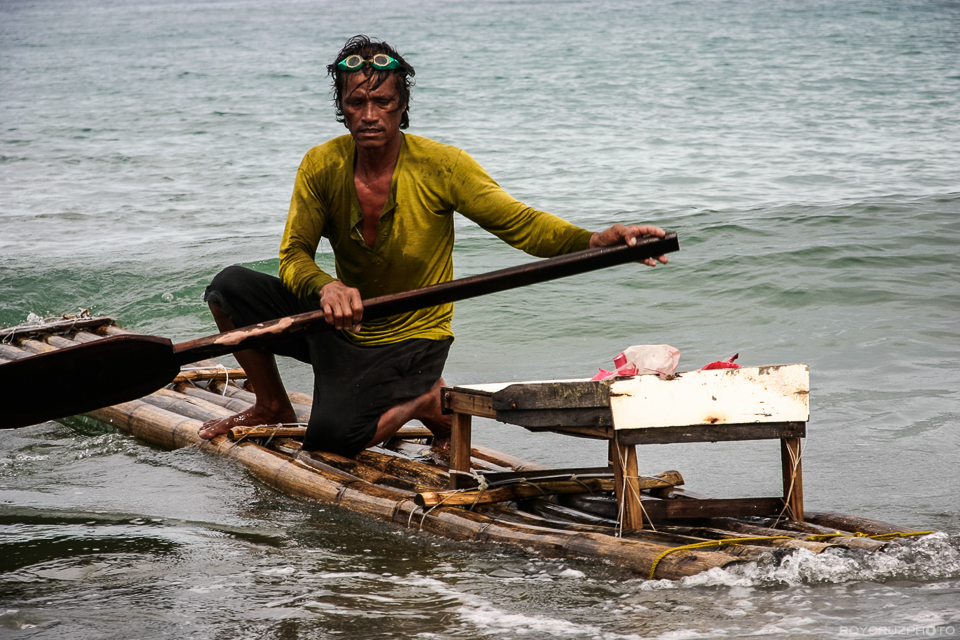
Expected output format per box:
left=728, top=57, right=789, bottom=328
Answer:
left=640, top=533, right=960, bottom=589
left=393, top=574, right=646, bottom=639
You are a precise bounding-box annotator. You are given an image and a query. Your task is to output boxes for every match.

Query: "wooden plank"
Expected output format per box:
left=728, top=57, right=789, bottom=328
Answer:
left=640, top=497, right=785, bottom=521
left=491, top=379, right=611, bottom=411
left=449, top=413, right=472, bottom=489
left=441, top=389, right=497, bottom=419
left=496, top=407, right=613, bottom=430
left=616, top=422, right=806, bottom=445
left=781, top=437, right=805, bottom=522
left=802, top=511, right=925, bottom=536
left=474, top=465, right=615, bottom=485
left=611, top=441, right=644, bottom=530
left=610, top=364, right=810, bottom=430
left=543, top=425, right=614, bottom=440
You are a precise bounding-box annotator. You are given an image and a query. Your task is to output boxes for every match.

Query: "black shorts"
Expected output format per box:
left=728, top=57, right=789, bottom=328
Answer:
left=204, top=266, right=451, bottom=456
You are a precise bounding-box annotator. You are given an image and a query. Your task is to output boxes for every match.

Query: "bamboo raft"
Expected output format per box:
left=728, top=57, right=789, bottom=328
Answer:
left=0, top=316, right=935, bottom=580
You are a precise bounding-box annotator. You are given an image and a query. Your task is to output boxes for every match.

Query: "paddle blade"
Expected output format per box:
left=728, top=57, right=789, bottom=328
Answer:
left=0, top=335, right=180, bottom=429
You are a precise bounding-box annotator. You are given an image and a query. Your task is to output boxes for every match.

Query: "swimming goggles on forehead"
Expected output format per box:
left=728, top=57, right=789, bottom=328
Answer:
left=337, top=53, right=400, bottom=71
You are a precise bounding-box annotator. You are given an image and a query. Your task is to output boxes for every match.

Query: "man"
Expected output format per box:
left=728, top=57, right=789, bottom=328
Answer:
left=198, top=35, right=667, bottom=455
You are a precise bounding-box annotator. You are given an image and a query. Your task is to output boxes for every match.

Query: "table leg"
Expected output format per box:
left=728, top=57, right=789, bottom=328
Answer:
left=610, top=438, right=644, bottom=530
left=780, top=437, right=804, bottom=522
left=450, top=412, right=472, bottom=489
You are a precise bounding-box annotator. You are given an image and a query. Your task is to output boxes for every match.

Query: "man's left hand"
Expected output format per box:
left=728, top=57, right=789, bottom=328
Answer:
left=588, top=224, right=668, bottom=267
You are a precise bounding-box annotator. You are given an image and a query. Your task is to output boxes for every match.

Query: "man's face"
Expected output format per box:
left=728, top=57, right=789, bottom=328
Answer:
left=342, top=72, right=406, bottom=152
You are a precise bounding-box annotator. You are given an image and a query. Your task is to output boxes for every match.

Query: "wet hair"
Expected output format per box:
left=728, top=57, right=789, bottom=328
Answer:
left=327, top=35, right=416, bottom=130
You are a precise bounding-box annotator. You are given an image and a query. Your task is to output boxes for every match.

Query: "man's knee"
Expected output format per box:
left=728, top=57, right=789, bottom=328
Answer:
left=207, top=265, right=255, bottom=300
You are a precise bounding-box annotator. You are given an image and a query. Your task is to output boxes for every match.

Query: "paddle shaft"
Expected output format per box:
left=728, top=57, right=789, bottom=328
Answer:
left=171, top=232, right=678, bottom=364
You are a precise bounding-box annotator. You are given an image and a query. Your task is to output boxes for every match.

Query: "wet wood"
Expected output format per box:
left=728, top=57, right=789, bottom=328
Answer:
left=269, top=441, right=423, bottom=494
left=611, top=440, right=644, bottom=529
left=389, top=440, right=508, bottom=475
left=781, top=437, right=804, bottom=521
left=173, top=367, right=247, bottom=384
left=469, top=444, right=548, bottom=472
left=0, top=316, right=115, bottom=340
left=390, top=425, right=434, bottom=440
left=449, top=412, right=472, bottom=488
left=16, top=338, right=58, bottom=354
left=0, top=344, right=30, bottom=361
left=140, top=388, right=233, bottom=423
left=641, top=497, right=786, bottom=521
left=616, top=422, right=806, bottom=445
left=490, top=380, right=612, bottom=411
left=803, top=511, right=924, bottom=536
left=171, top=382, right=257, bottom=414
left=354, top=448, right=453, bottom=488
left=45, top=335, right=79, bottom=349
left=441, top=387, right=497, bottom=419
left=72, top=331, right=107, bottom=343
left=528, top=498, right=620, bottom=527
left=497, top=408, right=614, bottom=430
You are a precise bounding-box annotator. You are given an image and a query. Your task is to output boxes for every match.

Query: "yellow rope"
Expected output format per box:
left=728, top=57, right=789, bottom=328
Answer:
left=802, top=530, right=935, bottom=542
left=866, top=530, right=935, bottom=541
left=802, top=532, right=845, bottom=542
left=649, top=536, right=793, bottom=579
left=648, top=530, right=937, bottom=580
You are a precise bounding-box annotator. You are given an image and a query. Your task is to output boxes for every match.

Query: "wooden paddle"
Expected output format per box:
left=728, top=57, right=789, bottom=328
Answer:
left=0, top=232, right=678, bottom=428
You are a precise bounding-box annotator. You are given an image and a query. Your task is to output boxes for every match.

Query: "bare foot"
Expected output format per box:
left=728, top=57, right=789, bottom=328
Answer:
left=198, top=405, right=297, bottom=440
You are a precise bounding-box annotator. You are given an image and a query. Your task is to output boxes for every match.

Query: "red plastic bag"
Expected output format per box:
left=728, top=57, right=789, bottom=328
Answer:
left=701, top=353, right=741, bottom=370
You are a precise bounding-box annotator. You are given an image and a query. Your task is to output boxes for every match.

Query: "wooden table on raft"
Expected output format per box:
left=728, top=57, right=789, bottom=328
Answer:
left=441, top=363, right=810, bottom=530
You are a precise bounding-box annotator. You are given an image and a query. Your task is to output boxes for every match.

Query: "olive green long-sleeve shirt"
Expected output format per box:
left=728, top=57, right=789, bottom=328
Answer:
left=279, top=133, right=592, bottom=346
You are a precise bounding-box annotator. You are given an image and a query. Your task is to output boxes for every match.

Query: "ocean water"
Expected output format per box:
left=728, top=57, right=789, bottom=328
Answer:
left=2, top=0, right=959, bottom=638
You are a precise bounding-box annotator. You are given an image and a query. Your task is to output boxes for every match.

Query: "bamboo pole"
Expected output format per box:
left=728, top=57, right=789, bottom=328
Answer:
left=226, top=424, right=434, bottom=442
left=72, top=331, right=106, bottom=343
left=45, top=335, right=77, bottom=349
left=390, top=440, right=509, bottom=473
left=173, top=367, right=247, bottom=384
left=15, top=338, right=57, bottom=354
left=0, top=345, right=29, bottom=361
left=279, top=441, right=444, bottom=495
left=140, top=388, right=234, bottom=423
left=803, top=511, right=924, bottom=537
left=470, top=444, right=549, bottom=472
left=172, top=383, right=260, bottom=414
